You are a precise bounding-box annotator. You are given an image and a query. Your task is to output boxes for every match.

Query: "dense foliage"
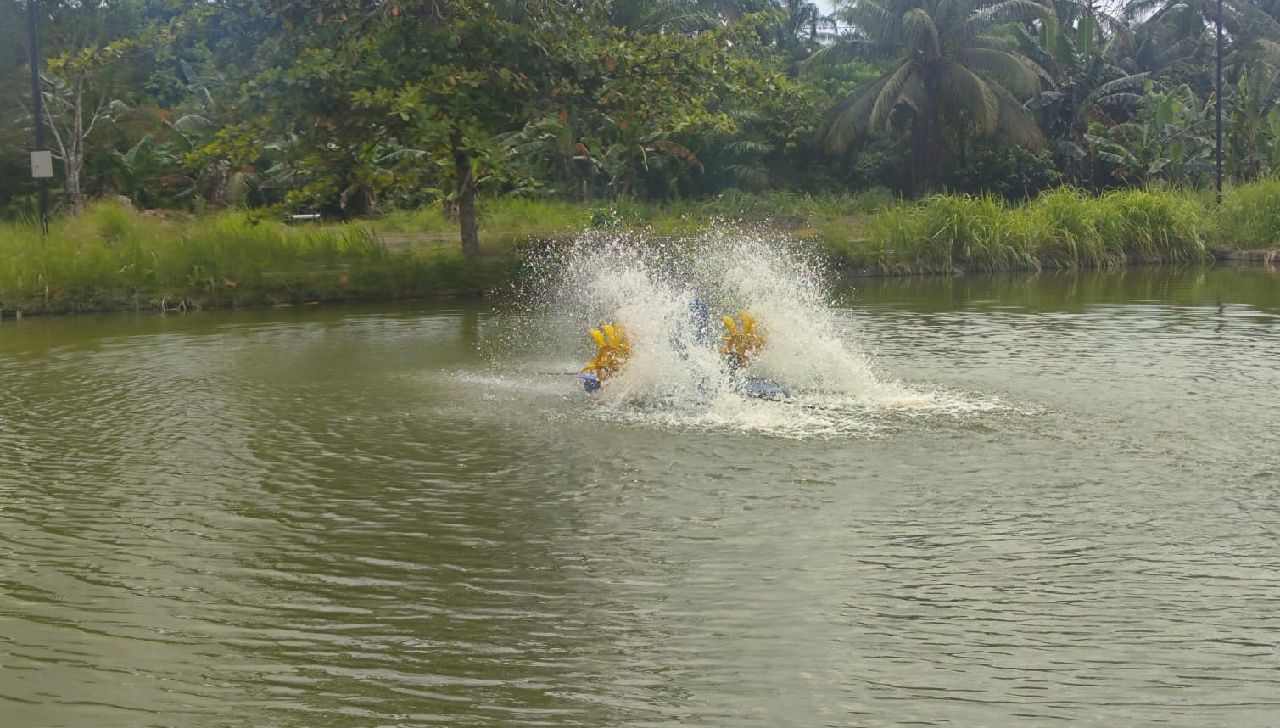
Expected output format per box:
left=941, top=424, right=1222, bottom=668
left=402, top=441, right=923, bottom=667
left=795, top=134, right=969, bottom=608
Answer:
left=2, top=0, right=1280, bottom=253
left=7, top=179, right=1280, bottom=315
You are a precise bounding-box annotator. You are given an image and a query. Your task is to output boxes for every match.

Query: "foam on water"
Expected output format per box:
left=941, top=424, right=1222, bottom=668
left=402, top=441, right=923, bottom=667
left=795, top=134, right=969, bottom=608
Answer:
left=504, top=229, right=1008, bottom=438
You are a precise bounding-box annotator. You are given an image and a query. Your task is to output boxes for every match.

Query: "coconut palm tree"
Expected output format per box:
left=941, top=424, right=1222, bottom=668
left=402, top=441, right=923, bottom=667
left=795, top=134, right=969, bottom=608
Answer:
left=1124, top=0, right=1280, bottom=76
left=805, top=0, right=1051, bottom=192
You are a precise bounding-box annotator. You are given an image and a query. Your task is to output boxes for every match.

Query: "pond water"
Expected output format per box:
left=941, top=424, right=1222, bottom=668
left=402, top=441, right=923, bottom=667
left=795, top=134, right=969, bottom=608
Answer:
left=1, top=264, right=1278, bottom=727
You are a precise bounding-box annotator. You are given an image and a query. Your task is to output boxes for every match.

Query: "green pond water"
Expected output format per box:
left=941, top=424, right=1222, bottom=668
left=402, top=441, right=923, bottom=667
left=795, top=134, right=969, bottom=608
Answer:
left=1, top=265, right=1278, bottom=726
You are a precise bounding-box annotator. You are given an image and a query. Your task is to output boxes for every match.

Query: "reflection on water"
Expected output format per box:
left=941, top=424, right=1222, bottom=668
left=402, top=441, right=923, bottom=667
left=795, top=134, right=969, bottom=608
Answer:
left=846, top=264, right=1280, bottom=313
left=1, top=265, right=1278, bottom=727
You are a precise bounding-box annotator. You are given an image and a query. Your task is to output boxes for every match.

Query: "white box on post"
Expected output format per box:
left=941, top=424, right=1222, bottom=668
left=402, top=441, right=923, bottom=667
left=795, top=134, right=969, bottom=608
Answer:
left=31, top=150, right=53, bottom=179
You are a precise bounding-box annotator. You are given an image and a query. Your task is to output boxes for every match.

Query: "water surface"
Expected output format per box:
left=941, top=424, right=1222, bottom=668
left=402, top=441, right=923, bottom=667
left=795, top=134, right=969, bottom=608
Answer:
left=1, top=266, right=1277, bottom=726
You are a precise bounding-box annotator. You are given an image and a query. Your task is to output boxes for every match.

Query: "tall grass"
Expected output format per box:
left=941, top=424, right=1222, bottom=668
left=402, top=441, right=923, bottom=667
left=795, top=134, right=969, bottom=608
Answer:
left=373, top=197, right=587, bottom=237
left=837, top=186, right=1209, bottom=273
left=0, top=204, right=504, bottom=314
left=2, top=180, right=1275, bottom=314
left=860, top=194, right=1040, bottom=273
left=1211, top=177, right=1280, bottom=250
left=1027, top=187, right=1124, bottom=268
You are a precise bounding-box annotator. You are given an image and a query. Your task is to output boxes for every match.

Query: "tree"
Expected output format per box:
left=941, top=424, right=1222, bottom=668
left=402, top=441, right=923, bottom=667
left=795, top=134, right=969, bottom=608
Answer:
left=42, top=39, right=139, bottom=212
left=807, top=0, right=1050, bottom=193
left=184, top=0, right=596, bottom=256
left=2, top=0, right=153, bottom=214
left=1027, top=0, right=1148, bottom=187
left=1125, top=0, right=1280, bottom=80
left=766, top=0, right=836, bottom=61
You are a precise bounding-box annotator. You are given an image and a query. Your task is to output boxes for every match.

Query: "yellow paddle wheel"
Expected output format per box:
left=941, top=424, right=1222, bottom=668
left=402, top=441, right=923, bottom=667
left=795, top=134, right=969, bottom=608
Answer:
left=581, top=323, right=631, bottom=387
left=720, top=310, right=765, bottom=368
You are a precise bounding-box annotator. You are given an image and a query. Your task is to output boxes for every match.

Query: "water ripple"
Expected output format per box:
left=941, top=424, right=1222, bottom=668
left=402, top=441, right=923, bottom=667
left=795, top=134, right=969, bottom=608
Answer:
left=0, top=291, right=1278, bottom=726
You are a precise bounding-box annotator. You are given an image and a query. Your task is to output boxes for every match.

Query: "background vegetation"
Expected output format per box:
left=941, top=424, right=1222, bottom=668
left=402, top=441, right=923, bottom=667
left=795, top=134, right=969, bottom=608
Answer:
left=3, top=178, right=1276, bottom=314
left=2, top=0, right=1280, bottom=313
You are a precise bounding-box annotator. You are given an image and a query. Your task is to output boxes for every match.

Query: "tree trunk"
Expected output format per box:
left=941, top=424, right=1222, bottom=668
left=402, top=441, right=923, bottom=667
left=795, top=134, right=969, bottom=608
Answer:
left=450, top=130, right=480, bottom=258
left=42, top=73, right=89, bottom=214
left=911, top=109, right=944, bottom=195
left=66, top=165, right=84, bottom=214
left=68, top=74, right=86, bottom=214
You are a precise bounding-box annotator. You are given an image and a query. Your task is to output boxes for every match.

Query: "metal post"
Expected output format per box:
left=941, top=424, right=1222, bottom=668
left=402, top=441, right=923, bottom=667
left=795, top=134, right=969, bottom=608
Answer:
left=1215, top=0, right=1223, bottom=205
left=28, top=0, right=48, bottom=234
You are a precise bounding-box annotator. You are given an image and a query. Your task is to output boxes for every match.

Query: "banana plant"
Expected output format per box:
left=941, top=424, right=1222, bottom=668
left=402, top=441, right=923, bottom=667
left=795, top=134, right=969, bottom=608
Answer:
left=109, top=133, right=194, bottom=207
left=1225, top=64, right=1280, bottom=181
left=1084, top=82, right=1215, bottom=186
left=499, top=114, right=604, bottom=200
left=595, top=114, right=704, bottom=198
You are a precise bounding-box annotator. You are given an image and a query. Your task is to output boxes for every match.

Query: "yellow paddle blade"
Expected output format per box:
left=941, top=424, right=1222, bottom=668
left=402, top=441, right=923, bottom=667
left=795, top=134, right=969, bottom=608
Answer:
left=583, top=320, right=632, bottom=383
left=719, top=310, right=766, bottom=367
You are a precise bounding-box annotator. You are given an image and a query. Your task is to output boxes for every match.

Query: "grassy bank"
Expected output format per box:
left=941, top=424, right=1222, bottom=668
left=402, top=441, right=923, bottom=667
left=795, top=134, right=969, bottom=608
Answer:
left=0, top=205, right=516, bottom=315
left=2, top=181, right=1278, bottom=315
left=0, top=190, right=896, bottom=315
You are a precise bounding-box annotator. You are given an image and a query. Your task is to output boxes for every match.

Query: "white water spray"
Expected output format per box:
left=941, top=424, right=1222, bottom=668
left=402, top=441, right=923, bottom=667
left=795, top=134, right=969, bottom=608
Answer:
left=505, top=228, right=1001, bottom=438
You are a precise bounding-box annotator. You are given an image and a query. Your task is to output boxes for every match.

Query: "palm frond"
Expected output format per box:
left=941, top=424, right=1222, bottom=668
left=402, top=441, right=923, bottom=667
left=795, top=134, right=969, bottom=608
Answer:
left=822, top=77, right=890, bottom=152
left=993, top=83, right=1048, bottom=148
left=840, top=0, right=905, bottom=40
left=902, top=8, right=942, bottom=58
left=1017, top=22, right=1063, bottom=77
left=1057, top=138, right=1087, bottom=160
left=378, top=148, right=428, bottom=163
left=172, top=114, right=215, bottom=134
left=1090, top=71, right=1152, bottom=96
left=967, top=0, right=1050, bottom=36
left=1253, top=36, right=1280, bottom=61
left=1090, top=72, right=1150, bottom=102
left=728, top=139, right=775, bottom=155
left=870, top=61, right=918, bottom=130
left=956, top=47, right=1048, bottom=98
left=1123, top=0, right=1165, bottom=21
left=936, top=61, right=1000, bottom=133
left=1231, top=2, right=1280, bottom=44
left=648, top=140, right=704, bottom=172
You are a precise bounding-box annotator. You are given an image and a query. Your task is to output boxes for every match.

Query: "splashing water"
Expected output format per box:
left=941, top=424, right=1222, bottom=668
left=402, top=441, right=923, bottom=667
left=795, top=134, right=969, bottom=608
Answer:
left=500, top=228, right=1007, bottom=438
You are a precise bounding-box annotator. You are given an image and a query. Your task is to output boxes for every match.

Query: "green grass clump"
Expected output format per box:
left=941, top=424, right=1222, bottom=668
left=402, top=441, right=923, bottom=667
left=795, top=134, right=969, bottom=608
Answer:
left=861, top=194, right=1037, bottom=273
left=1211, top=178, right=1280, bottom=250
left=1026, top=187, right=1123, bottom=268
left=373, top=197, right=589, bottom=239
left=1097, top=188, right=1206, bottom=263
